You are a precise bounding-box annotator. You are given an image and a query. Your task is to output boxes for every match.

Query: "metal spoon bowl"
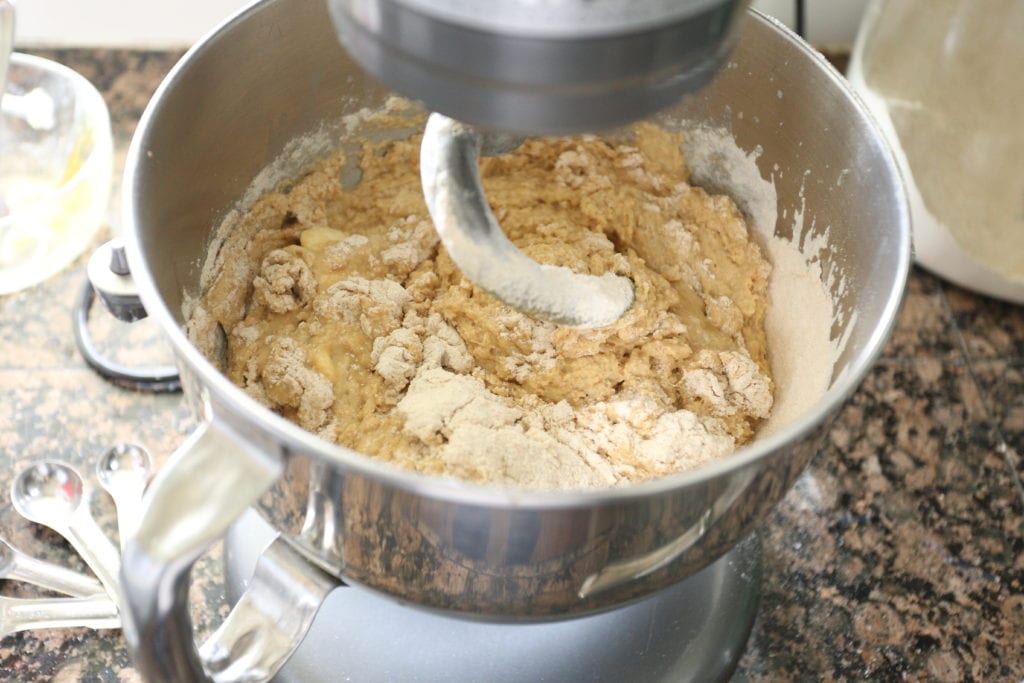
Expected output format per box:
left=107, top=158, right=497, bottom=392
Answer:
left=12, top=460, right=85, bottom=521
left=96, top=443, right=153, bottom=487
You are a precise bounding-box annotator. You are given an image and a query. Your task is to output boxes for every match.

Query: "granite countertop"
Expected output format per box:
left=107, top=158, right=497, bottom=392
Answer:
left=0, top=49, right=1021, bottom=682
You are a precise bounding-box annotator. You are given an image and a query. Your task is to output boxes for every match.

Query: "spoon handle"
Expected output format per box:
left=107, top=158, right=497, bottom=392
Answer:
left=4, top=542, right=105, bottom=597
left=105, top=481, right=146, bottom=553
left=64, top=510, right=122, bottom=604
left=0, top=595, right=119, bottom=640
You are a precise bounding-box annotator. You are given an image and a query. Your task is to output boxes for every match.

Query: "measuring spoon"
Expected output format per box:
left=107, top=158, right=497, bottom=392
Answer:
left=0, top=594, right=119, bottom=640
left=96, top=443, right=153, bottom=552
left=0, top=538, right=104, bottom=597
left=11, top=462, right=122, bottom=604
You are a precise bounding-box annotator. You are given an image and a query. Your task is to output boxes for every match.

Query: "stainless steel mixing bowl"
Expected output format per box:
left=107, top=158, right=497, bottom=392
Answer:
left=117, top=1, right=910, bottom=680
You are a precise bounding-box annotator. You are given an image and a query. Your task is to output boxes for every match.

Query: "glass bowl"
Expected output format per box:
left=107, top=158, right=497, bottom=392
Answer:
left=849, top=0, right=1024, bottom=303
left=0, top=53, right=113, bottom=294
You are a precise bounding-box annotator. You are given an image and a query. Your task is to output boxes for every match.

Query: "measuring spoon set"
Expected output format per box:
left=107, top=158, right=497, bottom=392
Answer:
left=1, top=444, right=154, bottom=641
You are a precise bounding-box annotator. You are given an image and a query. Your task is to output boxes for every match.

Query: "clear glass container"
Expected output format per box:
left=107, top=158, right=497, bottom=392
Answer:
left=0, top=53, right=113, bottom=294
left=849, top=0, right=1024, bottom=303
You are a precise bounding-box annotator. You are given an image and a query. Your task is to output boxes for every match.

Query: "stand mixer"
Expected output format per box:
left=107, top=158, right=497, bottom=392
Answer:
left=330, top=0, right=749, bottom=327
left=94, top=0, right=910, bottom=680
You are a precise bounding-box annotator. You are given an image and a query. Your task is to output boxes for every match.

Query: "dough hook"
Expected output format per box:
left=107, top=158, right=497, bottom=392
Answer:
left=420, top=113, right=635, bottom=328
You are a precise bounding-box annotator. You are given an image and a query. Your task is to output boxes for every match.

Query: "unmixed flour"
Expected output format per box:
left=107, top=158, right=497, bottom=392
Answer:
left=189, top=120, right=821, bottom=490
left=682, top=124, right=848, bottom=438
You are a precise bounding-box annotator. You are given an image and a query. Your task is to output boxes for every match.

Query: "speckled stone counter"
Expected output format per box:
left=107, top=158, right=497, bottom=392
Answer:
left=0, top=49, right=1021, bottom=682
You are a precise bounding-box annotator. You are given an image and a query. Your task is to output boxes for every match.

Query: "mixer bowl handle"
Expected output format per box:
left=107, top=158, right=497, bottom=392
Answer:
left=120, top=420, right=335, bottom=682
left=200, top=535, right=337, bottom=682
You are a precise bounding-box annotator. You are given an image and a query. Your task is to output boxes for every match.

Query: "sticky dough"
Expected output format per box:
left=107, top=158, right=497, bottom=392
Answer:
left=190, top=123, right=774, bottom=489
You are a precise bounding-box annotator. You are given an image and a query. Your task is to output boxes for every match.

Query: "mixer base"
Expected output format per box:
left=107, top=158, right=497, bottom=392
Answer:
left=224, top=512, right=761, bottom=683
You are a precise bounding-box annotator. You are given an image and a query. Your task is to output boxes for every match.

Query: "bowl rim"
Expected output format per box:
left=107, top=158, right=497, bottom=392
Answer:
left=123, top=2, right=913, bottom=509
left=0, top=52, right=113, bottom=216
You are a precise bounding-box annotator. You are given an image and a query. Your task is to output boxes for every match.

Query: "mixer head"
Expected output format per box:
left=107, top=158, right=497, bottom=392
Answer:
left=328, top=0, right=750, bottom=326
left=329, top=0, right=748, bottom=135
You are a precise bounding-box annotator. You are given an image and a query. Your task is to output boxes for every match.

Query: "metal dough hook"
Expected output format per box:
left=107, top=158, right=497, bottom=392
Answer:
left=420, top=113, right=634, bottom=328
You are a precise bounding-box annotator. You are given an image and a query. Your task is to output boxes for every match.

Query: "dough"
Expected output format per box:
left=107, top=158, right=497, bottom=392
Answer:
left=191, top=123, right=774, bottom=489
